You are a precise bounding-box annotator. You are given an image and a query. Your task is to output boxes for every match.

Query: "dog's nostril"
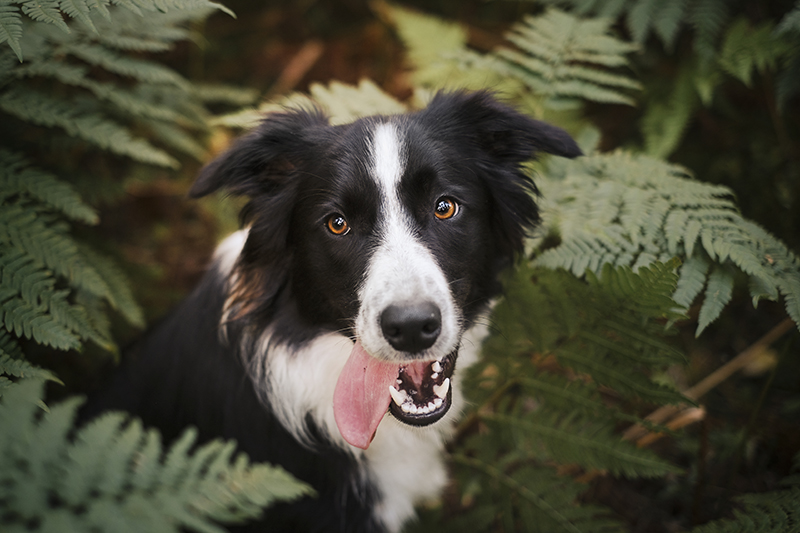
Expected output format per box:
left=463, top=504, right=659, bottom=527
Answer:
left=380, top=302, right=442, bottom=353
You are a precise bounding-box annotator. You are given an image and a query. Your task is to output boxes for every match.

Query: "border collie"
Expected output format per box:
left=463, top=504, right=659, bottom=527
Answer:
left=86, top=91, right=580, bottom=532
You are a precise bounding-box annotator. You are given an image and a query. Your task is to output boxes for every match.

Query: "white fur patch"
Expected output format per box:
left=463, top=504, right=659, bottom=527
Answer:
left=250, top=323, right=487, bottom=533
left=356, top=122, right=462, bottom=363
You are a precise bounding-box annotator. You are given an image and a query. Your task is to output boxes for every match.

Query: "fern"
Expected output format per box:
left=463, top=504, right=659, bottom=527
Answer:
left=0, top=0, right=251, bottom=357
left=218, top=79, right=408, bottom=129
left=640, top=60, right=703, bottom=158
left=532, top=1, right=800, bottom=154
left=495, top=9, right=641, bottom=108
left=0, top=86, right=179, bottom=167
left=415, top=261, right=686, bottom=532
left=535, top=0, right=729, bottom=54
left=691, top=487, right=800, bottom=532
left=0, top=0, right=232, bottom=60
left=387, top=6, right=640, bottom=110
left=534, top=151, right=800, bottom=335
left=0, top=377, right=313, bottom=532
left=718, top=18, right=795, bottom=87
left=0, top=149, right=97, bottom=224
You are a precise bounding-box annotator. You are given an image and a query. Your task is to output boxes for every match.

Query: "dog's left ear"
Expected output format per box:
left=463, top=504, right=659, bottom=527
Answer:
left=418, top=91, right=581, bottom=260
left=418, top=91, right=582, bottom=162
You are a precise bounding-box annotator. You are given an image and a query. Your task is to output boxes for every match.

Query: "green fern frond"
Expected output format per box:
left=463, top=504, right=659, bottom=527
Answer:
left=1, top=296, right=81, bottom=350
left=75, top=244, right=144, bottom=328
left=61, top=41, right=190, bottom=87
left=488, top=411, right=679, bottom=478
left=689, top=0, right=730, bottom=62
left=0, top=1, right=23, bottom=60
left=382, top=3, right=518, bottom=96
left=0, top=149, right=98, bottom=224
left=1, top=0, right=231, bottom=58
left=13, top=60, right=202, bottom=125
left=223, top=79, right=408, bottom=130
left=691, top=486, right=800, bottom=533
left=0, top=203, right=112, bottom=298
left=718, top=18, right=795, bottom=87
left=450, top=454, right=620, bottom=533
left=534, top=151, right=800, bottom=335
left=695, top=264, right=735, bottom=335
left=640, top=61, right=703, bottom=158
left=0, top=352, right=58, bottom=384
left=431, top=260, right=688, bottom=531
left=536, top=0, right=691, bottom=51
left=58, top=0, right=105, bottom=33
left=0, top=328, right=22, bottom=359
left=0, top=86, right=179, bottom=167
left=495, top=9, right=640, bottom=108
left=20, top=0, right=69, bottom=34
left=0, top=378, right=312, bottom=532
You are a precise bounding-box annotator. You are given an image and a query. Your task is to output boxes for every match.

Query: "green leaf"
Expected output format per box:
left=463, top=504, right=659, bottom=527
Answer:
left=0, top=149, right=98, bottom=224
left=0, top=86, right=179, bottom=168
left=0, top=1, right=23, bottom=61
left=535, top=150, right=800, bottom=335
left=696, top=264, right=735, bottom=336
left=1, top=379, right=313, bottom=531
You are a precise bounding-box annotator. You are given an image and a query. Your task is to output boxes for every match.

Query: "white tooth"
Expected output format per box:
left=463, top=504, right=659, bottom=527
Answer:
left=433, top=378, right=450, bottom=399
left=431, top=372, right=439, bottom=380
left=427, top=401, right=436, bottom=412
left=432, top=361, right=442, bottom=373
left=396, top=379, right=402, bottom=385
left=389, top=386, right=406, bottom=406
left=434, top=397, right=443, bottom=408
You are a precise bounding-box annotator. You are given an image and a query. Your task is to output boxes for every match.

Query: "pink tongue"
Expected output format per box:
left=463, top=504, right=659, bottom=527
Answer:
left=333, top=342, right=400, bottom=450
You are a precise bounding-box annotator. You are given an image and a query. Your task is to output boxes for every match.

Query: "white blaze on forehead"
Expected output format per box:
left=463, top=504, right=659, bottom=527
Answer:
left=371, top=122, right=405, bottom=189
left=356, top=121, right=461, bottom=363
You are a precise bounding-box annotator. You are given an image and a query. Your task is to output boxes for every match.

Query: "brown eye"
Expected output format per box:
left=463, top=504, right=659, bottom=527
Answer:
left=434, top=197, right=458, bottom=220
left=326, top=214, right=350, bottom=235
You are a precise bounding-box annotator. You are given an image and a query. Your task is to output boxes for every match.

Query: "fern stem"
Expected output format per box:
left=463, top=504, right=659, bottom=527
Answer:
left=622, top=317, right=795, bottom=442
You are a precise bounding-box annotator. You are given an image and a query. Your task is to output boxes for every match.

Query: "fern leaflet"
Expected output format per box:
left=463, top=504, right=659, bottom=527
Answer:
left=0, top=378, right=313, bottom=532
left=691, top=486, right=800, bottom=533
left=0, top=149, right=97, bottom=224
left=535, top=151, right=800, bottom=335
left=420, top=262, right=686, bottom=532
left=0, top=86, right=179, bottom=167
left=0, top=1, right=23, bottom=60
left=496, top=10, right=640, bottom=108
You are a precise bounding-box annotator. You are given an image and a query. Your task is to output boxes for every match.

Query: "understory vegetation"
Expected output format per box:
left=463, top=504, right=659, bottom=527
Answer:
left=1, top=0, right=799, bottom=531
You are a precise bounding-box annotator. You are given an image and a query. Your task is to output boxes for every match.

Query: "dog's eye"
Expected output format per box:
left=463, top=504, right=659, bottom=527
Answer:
left=434, top=197, right=458, bottom=220
left=326, top=214, right=350, bottom=235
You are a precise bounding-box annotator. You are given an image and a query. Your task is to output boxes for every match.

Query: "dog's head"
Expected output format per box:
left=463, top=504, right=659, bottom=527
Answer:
left=190, top=91, right=580, bottom=449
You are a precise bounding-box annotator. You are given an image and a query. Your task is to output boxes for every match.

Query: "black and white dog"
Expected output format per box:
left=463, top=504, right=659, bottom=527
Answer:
left=87, top=91, right=580, bottom=532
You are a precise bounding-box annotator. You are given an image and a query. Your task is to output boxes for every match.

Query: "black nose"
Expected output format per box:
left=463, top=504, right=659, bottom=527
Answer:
left=380, top=302, right=442, bottom=353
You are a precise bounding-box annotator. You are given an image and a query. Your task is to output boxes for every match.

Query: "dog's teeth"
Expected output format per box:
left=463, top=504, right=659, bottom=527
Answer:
left=389, top=386, right=407, bottom=406
left=434, top=397, right=443, bottom=408
left=431, top=372, right=439, bottom=380
left=433, top=378, right=450, bottom=399
left=432, top=361, right=442, bottom=373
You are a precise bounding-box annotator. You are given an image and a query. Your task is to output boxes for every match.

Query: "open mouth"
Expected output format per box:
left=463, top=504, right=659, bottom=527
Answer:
left=332, top=342, right=458, bottom=450
left=388, top=352, right=455, bottom=425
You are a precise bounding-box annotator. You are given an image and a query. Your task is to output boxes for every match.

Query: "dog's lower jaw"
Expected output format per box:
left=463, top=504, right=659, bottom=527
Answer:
left=250, top=318, right=487, bottom=533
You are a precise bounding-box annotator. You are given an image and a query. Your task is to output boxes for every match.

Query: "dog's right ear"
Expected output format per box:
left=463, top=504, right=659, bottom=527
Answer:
left=188, top=108, right=330, bottom=199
